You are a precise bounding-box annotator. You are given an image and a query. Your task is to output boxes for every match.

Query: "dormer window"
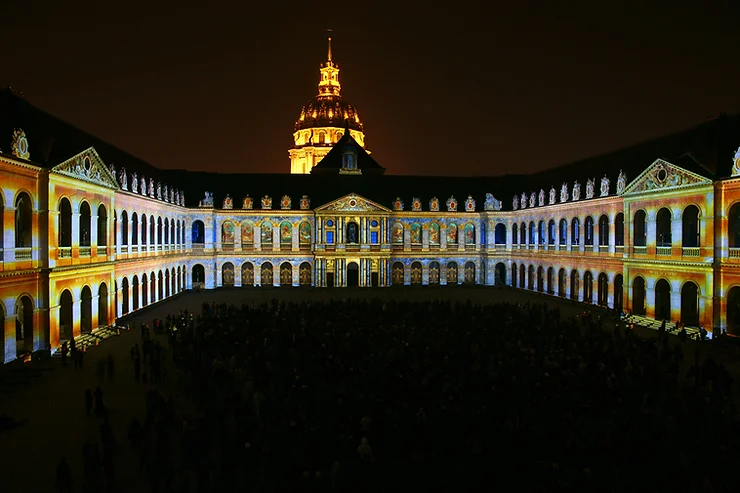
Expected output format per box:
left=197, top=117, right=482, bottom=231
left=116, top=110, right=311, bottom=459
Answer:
left=342, top=149, right=357, bottom=171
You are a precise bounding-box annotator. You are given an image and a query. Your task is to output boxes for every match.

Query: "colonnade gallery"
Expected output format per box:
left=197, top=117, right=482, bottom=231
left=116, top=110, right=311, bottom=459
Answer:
left=2, top=74, right=740, bottom=362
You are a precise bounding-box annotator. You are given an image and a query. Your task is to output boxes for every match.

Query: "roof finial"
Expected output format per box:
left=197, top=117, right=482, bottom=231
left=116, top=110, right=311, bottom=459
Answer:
left=327, top=28, right=333, bottom=62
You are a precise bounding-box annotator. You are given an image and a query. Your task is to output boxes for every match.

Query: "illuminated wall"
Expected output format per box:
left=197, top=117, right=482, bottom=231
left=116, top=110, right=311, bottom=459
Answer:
left=4, top=149, right=740, bottom=364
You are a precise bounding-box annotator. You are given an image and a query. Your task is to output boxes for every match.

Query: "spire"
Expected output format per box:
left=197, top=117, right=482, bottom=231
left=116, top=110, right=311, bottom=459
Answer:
left=318, top=30, right=341, bottom=97
left=327, top=28, right=333, bottom=63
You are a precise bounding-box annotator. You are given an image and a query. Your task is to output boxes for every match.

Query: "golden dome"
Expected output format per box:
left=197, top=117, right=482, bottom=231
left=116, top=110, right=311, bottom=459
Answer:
left=295, top=96, right=363, bottom=133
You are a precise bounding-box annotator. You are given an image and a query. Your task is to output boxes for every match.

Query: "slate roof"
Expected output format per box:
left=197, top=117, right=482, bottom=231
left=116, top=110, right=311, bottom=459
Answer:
left=0, top=87, right=178, bottom=186
left=311, top=123, right=385, bottom=174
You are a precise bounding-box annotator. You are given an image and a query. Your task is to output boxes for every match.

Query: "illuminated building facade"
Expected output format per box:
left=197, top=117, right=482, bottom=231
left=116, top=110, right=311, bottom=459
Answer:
left=1, top=51, right=740, bottom=364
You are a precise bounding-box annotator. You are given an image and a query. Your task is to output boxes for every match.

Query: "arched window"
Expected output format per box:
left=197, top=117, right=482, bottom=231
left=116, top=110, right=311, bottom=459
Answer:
left=537, top=221, right=545, bottom=245
left=157, top=217, right=163, bottom=246
left=141, top=214, right=148, bottom=245
left=548, top=220, right=555, bottom=245
left=59, top=289, right=73, bottom=341
left=97, top=204, right=108, bottom=247
left=615, top=212, right=624, bottom=246
left=79, top=201, right=91, bottom=248
left=15, top=192, right=33, bottom=248
left=520, top=223, right=526, bottom=245
left=729, top=203, right=740, bottom=248
left=164, top=218, right=170, bottom=245
left=280, top=221, right=293, bottom=244
left=222, top=220, right=235, bottom=244
left=682, top=205, right=700, bottom=248
left=392, top=222, right=404, bottom=244
left=149, top=218, right=155, bottom=246
left=98, top=283, right=108, bottom=326
left=559, top=219, right=567, bottom=246
left=529, top=221, right=535, bottom=245
left=59, top=198, right=72, bottom=248
left=409, top=222, right=421, bottom=245
left=655, top=278, right=671, bottom=320
left=632, top=276, right=646, bottom=315
left=584, top=216, right=594, bottom=246
left=192, top=220, right=205, bottom=244
left=261, top=222, right=273, bottom=245
left=131, top=275, right=139, bottom=311
left=512, top=223, right=518, bottom=244
left=598, top=215, right=609, bottom=246
left=656, top=208, right=672, bottom=247
left=81, top=285, right=92, bottom=333
left=121, top=210, right=129, bottom=246
left=131, top=212, right=138, bottom=245
left=571, top=218, right=580, bottom=246
left=633, top=210, right=646, bottom=247
left=494, top=223, right=506, bottom=244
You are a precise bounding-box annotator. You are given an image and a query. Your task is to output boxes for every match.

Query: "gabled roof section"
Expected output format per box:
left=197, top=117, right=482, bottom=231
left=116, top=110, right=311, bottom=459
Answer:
left=0, top=88, right=180, bottom=186
left=311, top=127, right=385, bottom=175
left=51, top=147, right=119, bottom=190
left=314, top=193, right=391, bottom=213
left=622, top=158, right=713, bottom=196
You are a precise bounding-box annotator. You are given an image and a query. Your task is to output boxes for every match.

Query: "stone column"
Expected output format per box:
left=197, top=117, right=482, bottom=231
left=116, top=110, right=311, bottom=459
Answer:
left=4, top=206, right=16, bottom=263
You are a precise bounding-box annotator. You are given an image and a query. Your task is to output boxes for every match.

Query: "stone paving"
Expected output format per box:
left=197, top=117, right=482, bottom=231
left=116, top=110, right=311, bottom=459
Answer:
left=0, top=286, right=737, bottom=493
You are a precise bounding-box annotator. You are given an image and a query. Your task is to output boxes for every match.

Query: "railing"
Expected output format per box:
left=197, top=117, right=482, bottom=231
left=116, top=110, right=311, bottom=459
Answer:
left=59, top=246, right=72, bottom=258
left=585, top=245, right=594, bottom=252
left=165, top=245, right=170, bottom=252
left=633, top=246, right=647, bottom=255
left=222, top=243, right=234, bottom=251
left=656, top=246, right=672, bottom=256
left=598, top=245, right=609, bottom=253
left=79, top=246, right=91, bottom=257
left=547, top=244, right=555, bottom=250
left=15, top=247, right=32, bottom=260
left=192, top=243, right=204, bottom=253
left=96, top=246, right=107, bottom=256
left=157, top=245, right=162, bottom=251
left=615, top=245, right=624, bottom=254
left=120, top=246, right=128, bottom=254
left=241, top=243, right=254, bottom=251
left=281, top=243, right=293, bottom=251
left=729, top=248, right=740, bottom=258
left=495, top=243, right=506, bottom=250
left=131, top=245, right=139, bottom=253
left=682, top=247, right=700, bottom=257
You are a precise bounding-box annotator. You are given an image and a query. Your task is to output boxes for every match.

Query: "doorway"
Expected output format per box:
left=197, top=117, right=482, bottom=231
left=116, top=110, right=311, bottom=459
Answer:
left=371, top=272, right=379, bottom=287
left=347, top=262, right=359, bottom=287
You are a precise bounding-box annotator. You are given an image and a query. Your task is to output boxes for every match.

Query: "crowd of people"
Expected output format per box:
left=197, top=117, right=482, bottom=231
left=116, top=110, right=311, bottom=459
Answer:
left=56, top=297, right=739, bottom=492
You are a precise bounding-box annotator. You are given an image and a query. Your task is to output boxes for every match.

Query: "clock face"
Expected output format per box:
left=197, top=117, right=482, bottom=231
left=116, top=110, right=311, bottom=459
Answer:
left=349, top=199, right=357, bottom=207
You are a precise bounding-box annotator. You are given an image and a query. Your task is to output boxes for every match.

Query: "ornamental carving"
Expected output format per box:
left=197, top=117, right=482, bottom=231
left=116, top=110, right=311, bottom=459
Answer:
left=393, top=197, right=404, bottom=211
left=140, top=176, right=146, bottom=195
left=538, top=189, right=545, bottom=207
left=300, top=195, right=311, bottom=210
left=446, top=196, right=457, bottom=212
left=549, top=187, right=556, bottom=205
left=520, top=193, right=527, bottom=209
left=11, top=128, right=30, bottom=160
left=512, top=195, right=519, bottom=210
left=131, top=172, right=138, bottom=193
left=180, top=191, right=185, bottom=206
left=223, top=194, right=233, bottom=209
left=529, top=192, right=536, bottom=209
left=163, top=184, right=168, bottom=202
left=281, top=195, right=292, bottom=209
left=120, top=167, right=128, bottom=190
left=572, top=181, right=581, bottom=201
left=560, top=183, right=568, bottom=203
left=600, top=175, right=610, bottom=196
left=148, top=178, right=155, bottom=198
left=156, top=182, right=162, bottom=200
left=465, top=195, right=476, bottom=212
left=484, top=193, right=501, bottom=211
left=412, top=197, right=422, bottom=212
left=585, top=178, right=594, bottom=199
left=174, top=190, right=180, bottom=205
left=617, top=170, right=627, bottom=194
left=199, top=192, right=214, bottom=207
left=732, top=147, right=740, bottom=177
left=429, top=197, right=440, bottom=212
left=242, top=195, right=253, bottom=209
left=261, top=195, right=272, bottom=209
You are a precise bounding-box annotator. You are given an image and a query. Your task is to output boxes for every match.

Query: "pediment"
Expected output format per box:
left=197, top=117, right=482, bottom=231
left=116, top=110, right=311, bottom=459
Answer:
left=315, top=193, right=390, bottom=213
left=622, top=159, right=712, bottom=195
left=51, top=147, right=119, bottom=190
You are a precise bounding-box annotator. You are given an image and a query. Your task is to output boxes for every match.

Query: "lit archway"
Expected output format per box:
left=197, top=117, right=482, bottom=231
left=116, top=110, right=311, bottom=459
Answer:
left=655, top=279, right=671, bottom=321
left=59, top=290, right=73, bottom=341
left=98, top=283, right=108, bottom=327
left=81, top=286, right=92, bottom=334
left=681, top=281, right=699, bottom=326
left=632, top=277, right=645, bottom=315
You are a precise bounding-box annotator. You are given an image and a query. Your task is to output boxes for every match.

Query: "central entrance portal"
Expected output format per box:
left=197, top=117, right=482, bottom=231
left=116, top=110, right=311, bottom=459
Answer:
left=347, top=262, right=359, bottom=287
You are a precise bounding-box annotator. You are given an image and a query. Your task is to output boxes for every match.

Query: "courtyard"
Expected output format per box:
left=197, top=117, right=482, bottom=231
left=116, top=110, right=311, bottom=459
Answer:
left=0, top=286, right=737, bottom=492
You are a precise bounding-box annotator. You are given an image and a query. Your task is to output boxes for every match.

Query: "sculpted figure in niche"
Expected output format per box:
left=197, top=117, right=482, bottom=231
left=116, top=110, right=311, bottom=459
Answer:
left=140, top=176, right=146, bottom=195
left=512, top=195, right=519, bottom=210
left=180, top=192, right=185, bottom=206
left=529, top=192, right=536, bottom=209
left=616, top=170, right=627, bottom=194
left=538, top=189, right=545, bottom=207
left=156, top=182, right=162, bottom=200
left=572, top=181, right=581, bottom=201
left=163, top=184, right=168, bottom=202
left=585, top=178, right=594, bottom=199
left=600, top=175, right=609, bottom=196
left=131, top=172, right=138, bottom=193
left=111, top=165, right=117, bottom=184
left=560, top=182, right=568, bottom=203
left=549, top=187, right=556, bottom=205
left=120, top=167, right=128, bottom=189
left=520, top=193, right=527, bottom=209
left=148, top=178, right=155, bottom=197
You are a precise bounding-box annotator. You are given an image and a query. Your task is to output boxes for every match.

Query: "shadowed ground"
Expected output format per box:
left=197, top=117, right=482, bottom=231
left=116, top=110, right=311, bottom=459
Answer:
left=0, top=286, right=737, bottom=492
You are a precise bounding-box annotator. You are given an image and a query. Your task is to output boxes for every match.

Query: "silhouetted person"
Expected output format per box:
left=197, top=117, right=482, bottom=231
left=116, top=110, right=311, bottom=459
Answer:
left=55, top=457, right=73, bottom=492
left=85, top=389, right=93, bottom=417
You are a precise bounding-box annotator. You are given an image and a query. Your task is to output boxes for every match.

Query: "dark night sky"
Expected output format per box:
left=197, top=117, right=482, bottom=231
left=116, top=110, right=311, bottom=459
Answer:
left=1, top=0, right=738, bottom=176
